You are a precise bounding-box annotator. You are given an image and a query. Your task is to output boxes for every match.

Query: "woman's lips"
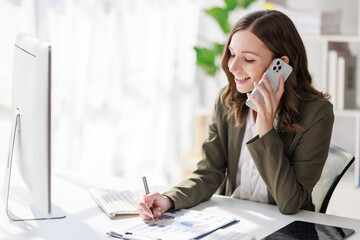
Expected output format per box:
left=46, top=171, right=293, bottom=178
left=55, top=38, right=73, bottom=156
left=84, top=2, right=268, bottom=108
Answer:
left=235, top=77, right=250, bottom=85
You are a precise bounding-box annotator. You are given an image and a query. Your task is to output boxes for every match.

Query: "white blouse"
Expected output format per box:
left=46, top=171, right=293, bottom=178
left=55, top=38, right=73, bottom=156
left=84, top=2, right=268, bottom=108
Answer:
left=232, top=110, right=277, bottom=203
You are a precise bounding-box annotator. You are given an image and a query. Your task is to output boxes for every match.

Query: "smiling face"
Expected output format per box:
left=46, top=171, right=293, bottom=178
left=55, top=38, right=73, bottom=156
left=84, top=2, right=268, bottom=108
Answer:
left=227, top=29, right=273, bottom=93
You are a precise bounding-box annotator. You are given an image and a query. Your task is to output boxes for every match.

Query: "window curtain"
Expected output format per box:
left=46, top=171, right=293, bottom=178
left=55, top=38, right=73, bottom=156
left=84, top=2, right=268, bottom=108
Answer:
left=27, top=0, right=201, bottom=185
left=0, top=1, right=37, bottom=109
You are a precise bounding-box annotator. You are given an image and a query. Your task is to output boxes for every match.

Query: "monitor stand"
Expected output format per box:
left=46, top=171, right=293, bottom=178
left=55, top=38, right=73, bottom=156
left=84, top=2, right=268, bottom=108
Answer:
left=3, top=110, right=66, bottom=221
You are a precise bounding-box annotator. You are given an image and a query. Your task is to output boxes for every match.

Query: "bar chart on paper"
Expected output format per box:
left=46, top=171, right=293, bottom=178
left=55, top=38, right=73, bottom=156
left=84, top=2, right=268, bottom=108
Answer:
left=123, top=209, right=237, bottom=240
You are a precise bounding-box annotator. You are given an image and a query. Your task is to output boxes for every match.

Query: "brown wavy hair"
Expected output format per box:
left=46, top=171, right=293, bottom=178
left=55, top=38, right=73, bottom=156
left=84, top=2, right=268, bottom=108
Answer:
left=221, top=10, right=329, bottom=132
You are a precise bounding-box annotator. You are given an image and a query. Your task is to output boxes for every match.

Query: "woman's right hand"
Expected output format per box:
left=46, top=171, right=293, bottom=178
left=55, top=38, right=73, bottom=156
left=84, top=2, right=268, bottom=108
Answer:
left=137, top=192, right=173, bottom=220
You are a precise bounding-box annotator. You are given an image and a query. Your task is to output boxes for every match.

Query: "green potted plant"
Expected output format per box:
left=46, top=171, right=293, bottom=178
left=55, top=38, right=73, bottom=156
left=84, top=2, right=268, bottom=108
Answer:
left=182, top=1, right=257, bottom=174
left=194, top=0, right=256, bottom=84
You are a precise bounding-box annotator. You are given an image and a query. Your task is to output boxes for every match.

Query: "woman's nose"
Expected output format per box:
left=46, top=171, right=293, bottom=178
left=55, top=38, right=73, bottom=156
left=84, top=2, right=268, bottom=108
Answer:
left=229, top=57, right=242, bottom=74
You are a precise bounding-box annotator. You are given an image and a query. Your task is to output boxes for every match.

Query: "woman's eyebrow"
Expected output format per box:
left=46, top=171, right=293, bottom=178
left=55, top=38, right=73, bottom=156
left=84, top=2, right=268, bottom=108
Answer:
left=241, top=50, right=260, bottom=56
left=228, top=46, right=260, bottom=57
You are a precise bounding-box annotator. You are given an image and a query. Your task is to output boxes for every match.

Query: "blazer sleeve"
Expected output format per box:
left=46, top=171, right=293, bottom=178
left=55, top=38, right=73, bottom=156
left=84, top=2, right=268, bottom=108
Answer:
left=162, top=92, right=229, bottom=210
left=246, top=100, right=334, bottom=214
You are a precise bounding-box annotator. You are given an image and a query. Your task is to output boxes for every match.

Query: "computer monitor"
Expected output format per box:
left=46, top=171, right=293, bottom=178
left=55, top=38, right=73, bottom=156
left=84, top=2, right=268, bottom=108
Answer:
left=3, top=33, right=65, bottom=221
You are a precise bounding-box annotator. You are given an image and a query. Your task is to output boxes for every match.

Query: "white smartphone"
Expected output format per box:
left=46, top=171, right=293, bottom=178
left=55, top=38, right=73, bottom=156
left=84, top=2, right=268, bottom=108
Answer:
left=246, top=58, right=293, bottom=112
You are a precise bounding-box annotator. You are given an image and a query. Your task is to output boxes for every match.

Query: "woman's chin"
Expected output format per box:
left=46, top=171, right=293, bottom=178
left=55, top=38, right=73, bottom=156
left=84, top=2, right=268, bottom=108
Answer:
left=236, top=85, right=253, bottom=94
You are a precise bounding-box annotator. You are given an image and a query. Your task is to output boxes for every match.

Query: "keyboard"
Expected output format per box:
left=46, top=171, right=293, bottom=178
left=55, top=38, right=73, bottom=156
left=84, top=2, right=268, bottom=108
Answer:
left=89, top=188, right=138, bottom=219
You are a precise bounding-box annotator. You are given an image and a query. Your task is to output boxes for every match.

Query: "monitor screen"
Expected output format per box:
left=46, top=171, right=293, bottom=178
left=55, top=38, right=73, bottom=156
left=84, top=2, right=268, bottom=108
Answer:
left=9, top=32, right=51, bottom=218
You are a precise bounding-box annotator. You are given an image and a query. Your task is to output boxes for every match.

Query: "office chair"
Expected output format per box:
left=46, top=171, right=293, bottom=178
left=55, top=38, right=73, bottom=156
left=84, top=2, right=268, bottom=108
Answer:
left=312, top=145, right=355, bottom=213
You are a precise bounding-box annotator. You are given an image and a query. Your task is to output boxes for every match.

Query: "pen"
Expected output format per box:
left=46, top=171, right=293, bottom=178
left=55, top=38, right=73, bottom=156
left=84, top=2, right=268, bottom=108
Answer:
left=142, top=176, right=154, bottom=221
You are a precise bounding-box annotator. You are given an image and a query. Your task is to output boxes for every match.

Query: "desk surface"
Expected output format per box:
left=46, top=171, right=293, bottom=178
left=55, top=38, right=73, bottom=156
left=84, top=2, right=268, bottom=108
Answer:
left=0, top=173, right=359, bottom=240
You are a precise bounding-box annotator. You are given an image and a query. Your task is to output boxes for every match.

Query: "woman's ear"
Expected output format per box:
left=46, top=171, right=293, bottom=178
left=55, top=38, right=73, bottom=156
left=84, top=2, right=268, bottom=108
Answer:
left=280, top=56, right=290, bottom=64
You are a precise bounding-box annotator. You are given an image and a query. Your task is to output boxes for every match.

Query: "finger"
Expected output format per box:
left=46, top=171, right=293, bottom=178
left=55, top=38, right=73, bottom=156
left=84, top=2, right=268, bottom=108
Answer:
left=140, top=213, right=152, bottom=220
left=139, top=211, right=152, bottom=220
left=262, top=75, right=277, bottom=106
left=137, top=202, right=148, bottom=214
left=145, top=195, right=153, bottom=207
left=153, top=206, right=162, bottom=217
left=137, top=202, right=154, bottom=219
left=144, top=192, right=159, bottom=208
left=275, top=75, right=285, bottom=104
left=137, top=193, right=145, bottom=205
left=253, top=82, right=271, bottom=109
left=137, top=194, right=149, bottom=219
left=262, top=74, right=274, bottom=94
left=247, top=92, right=264, bottom=113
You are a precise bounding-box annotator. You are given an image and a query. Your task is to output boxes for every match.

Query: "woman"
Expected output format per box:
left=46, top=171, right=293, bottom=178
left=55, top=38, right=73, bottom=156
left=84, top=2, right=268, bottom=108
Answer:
left=137, top=9, right=334, bottom=218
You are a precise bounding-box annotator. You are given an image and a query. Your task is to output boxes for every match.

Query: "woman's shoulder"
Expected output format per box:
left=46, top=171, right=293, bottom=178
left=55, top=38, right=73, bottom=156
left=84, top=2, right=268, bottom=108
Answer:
left=212, top=86, right=231, bottom=123
left=302, top=98, right=333, bottom=113
left=214, top=86, right=229, bottom=110
left=217, top=86, right=227, bottom=100
left=300, top=98, right=334, bottom=125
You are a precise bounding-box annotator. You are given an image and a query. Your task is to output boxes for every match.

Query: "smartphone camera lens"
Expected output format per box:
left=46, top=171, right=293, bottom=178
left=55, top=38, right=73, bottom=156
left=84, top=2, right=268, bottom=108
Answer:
left=276, top=61, right=280, bottom=65
left=278, top=66, right=282, bottom=70
left=273, top=66, right=277, bottom=70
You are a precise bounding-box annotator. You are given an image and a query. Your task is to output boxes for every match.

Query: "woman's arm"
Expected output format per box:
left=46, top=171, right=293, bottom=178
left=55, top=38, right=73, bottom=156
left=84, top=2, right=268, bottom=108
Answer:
left=247, top=100, right=334, bottom=214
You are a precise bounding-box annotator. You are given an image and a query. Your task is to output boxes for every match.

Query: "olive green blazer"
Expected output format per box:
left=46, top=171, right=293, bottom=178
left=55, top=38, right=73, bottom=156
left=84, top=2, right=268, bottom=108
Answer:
left=163, top=90, right=334, bottom=214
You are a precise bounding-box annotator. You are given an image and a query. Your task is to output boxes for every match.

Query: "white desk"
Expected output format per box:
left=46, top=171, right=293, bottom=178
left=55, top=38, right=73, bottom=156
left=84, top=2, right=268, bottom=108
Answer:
left=0, top=173, right=359, bottom=240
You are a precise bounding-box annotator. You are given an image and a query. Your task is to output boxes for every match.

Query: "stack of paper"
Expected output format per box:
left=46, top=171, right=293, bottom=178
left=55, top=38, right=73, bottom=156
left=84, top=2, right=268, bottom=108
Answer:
left=118, top=209, right=241, bottom=240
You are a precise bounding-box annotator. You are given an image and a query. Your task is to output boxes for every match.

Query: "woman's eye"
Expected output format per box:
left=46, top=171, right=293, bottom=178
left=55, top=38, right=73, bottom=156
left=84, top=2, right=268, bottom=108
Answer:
left=245, top=58, right=255, bottom=63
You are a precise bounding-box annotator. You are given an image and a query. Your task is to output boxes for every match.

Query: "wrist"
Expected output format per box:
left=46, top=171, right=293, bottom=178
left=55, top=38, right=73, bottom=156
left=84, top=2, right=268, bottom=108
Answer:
left=259, top=126, right=273, bottom=138
left=163, top=195, right=175, bottom=211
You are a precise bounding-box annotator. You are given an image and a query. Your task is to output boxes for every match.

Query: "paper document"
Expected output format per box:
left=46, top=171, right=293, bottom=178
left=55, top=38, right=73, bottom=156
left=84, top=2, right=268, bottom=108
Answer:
left=199, top=229, right=255, bottom=240
left=121, top=209, right=237, bottom=240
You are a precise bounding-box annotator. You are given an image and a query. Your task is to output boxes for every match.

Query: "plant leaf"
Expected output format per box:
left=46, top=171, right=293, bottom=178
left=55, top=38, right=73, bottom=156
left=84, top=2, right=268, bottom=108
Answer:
left=194, top=47, right=218, bottom=76
left=236, top=0, right=256, bottom=9
left=225, top=0, right=256, bottom=10
left=224, top=0, right=238, bottom=10
left=195, top=0, right=256, bottom=78
left=212, top=42, right=225, bottom=56
left=205, top=7, right=231, bottom=34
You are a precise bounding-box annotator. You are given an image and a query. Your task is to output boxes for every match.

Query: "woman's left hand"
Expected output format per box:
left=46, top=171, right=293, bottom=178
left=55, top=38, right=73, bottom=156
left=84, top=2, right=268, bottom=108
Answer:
left=247, top=74, right=285, bottom=137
